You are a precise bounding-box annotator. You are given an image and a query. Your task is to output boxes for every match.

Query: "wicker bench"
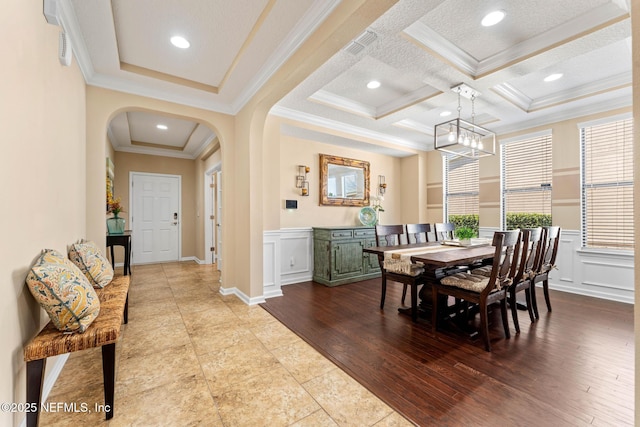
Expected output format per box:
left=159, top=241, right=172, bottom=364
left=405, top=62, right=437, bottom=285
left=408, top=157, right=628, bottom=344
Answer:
left=24, top=274, right=130, bottom=427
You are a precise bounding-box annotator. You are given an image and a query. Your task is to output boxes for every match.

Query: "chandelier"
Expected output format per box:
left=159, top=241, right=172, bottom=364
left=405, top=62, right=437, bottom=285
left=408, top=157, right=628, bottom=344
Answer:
left=434, top=83, right=496, bottom=158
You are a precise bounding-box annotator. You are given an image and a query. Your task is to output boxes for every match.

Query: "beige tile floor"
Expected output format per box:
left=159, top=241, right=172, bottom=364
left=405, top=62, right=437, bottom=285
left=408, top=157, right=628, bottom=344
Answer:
left=39, top=262, right=413, bottom=427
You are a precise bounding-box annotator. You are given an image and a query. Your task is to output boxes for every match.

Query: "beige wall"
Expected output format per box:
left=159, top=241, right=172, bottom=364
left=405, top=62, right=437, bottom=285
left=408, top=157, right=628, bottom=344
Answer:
left=85, top=87, right=235, bottom=288
left=426, top=107, right=632, bottom=230
left=112, top=152, right=198, bottom=261
left=233, top=0, right=399, bottom=298
left=1, top=1, right=87, bottom=424
left=271, top=116, right=422, bottom=229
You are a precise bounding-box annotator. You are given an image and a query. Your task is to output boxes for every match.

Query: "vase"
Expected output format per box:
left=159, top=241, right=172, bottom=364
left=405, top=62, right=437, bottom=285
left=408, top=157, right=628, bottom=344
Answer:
left=107, top=214, right=125, bottom=234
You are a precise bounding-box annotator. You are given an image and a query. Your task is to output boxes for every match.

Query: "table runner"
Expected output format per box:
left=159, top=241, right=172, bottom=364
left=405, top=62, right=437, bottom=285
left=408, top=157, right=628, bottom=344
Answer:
left=383, top=245, right=459, bottom=274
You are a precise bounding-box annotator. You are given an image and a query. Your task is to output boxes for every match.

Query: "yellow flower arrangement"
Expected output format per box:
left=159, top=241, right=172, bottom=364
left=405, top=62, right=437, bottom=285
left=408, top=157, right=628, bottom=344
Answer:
left=107, top=196, right=124, bottom=216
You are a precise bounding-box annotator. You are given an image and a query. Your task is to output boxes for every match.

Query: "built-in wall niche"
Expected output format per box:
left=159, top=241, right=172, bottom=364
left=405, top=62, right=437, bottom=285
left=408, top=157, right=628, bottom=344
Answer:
left=106, top=157, right=114, bottom=209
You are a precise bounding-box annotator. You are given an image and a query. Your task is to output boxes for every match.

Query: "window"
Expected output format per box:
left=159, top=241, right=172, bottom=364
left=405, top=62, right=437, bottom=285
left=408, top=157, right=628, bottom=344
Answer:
left=501, top=132, right=552, bottom=230
left=444, top=156, right=479, bottom=232
left=580, top=116, right=633, bottom=250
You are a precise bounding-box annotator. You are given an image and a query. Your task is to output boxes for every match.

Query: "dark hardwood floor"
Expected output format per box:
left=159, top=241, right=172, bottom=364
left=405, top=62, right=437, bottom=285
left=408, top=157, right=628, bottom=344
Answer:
left=260, top=279, right=634, bottom=426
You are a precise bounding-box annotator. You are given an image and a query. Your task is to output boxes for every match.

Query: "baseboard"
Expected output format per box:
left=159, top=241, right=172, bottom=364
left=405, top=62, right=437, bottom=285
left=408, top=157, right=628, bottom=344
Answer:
left=219, top=286, right=266, bottom=305
left=281, top=273, right=313, bottom=286
left=545, top=282, right=634, bottom=305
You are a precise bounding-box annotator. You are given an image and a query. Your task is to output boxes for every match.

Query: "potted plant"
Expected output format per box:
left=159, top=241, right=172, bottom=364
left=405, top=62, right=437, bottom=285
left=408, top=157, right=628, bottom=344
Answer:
left=455, top=226, right=476, bottom=244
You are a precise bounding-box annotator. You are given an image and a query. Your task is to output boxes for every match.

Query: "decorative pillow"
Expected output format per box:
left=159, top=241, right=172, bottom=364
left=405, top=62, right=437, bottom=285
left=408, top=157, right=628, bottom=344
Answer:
left=34, top=249, right=76, bottom=268
left=26, top=261, right=100, bottom=333
left=68, top=241, right=114, bottom=288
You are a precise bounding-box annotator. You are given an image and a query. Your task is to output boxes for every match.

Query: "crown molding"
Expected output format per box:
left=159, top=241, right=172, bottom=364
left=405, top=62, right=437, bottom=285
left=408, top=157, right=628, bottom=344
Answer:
left=270, top=106, right=428, bottom=151
left=404, top=2, right=629, bottom=79
left=492, top=93, right=631, bottom=135
left=403, top=21, right=477, bottom=77
left=114, top=145, right=200, bottom=160
left=392, top=119, right=434, bottom=137
left=309, top=90, right=375, bottom=118
left=230, top=0, right=342, bottom=114
left=310, top=85, right=441, bottom=120
left=494, top=71, right=632, bottom=112
left=478, top=2, right=628, bottom=76
left=61, top=0, right=341, bottom=116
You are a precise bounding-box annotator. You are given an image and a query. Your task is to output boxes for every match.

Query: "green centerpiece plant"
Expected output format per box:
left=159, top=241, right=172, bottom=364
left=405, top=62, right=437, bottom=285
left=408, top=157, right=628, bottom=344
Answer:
left=455, top=226, right=476, bottom=242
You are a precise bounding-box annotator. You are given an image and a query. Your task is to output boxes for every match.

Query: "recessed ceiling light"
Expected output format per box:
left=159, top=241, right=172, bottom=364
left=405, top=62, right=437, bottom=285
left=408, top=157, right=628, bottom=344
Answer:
left=156, top=124, right=168, bottom=130
left=440, top=111, right=452, bottom=117
left=367, top=80, right=381, bottom=89
left=544, top=73, right=563, bottom=82
left=170, top=36, right=190, bottom=49
left=481, top=10, right=505, bottom=27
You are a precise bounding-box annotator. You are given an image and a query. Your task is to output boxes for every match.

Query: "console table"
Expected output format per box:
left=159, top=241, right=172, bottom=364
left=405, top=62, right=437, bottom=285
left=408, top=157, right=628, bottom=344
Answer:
left=106, top=231, right=131, bottom=275
left=313, top=226, right=380, bottom=286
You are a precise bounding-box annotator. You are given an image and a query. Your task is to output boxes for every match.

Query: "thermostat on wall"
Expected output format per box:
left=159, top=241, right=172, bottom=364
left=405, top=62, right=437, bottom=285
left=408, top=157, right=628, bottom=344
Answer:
left=285, top=200, right=298, bottom=209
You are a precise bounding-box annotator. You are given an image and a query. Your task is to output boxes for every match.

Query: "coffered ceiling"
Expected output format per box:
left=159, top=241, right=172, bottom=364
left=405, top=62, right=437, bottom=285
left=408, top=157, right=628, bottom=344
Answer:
left=56, top=0, right=632, bottom=158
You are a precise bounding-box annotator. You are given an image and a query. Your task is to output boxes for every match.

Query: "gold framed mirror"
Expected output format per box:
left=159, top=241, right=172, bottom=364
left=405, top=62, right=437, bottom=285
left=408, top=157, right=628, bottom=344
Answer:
left=319, top=154, right=370, bottom=206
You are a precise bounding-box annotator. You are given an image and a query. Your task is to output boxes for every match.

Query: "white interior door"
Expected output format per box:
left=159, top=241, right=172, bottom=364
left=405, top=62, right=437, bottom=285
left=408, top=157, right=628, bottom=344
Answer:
left=131, top=173, right=181, bottom=264
left=216, top=170, right=222, bottom=270
left=210, top=173, right=216, bottom=264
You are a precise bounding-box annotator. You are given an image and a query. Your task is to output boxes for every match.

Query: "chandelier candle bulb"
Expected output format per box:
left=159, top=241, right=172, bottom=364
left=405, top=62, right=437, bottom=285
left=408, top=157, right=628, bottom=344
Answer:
left=434, top=83, right=496, bottom=159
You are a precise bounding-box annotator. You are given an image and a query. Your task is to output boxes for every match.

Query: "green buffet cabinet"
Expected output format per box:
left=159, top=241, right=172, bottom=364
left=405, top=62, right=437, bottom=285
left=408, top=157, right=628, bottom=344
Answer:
left=312, top=226, right=381, bottom=286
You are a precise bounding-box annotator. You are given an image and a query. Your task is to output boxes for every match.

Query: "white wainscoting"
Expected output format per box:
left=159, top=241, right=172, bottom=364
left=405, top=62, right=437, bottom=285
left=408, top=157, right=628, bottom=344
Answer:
left=479, top=228, right=634, bottom=304
left=263, top=228, right=314, bottom=298
left=265, top=227, right=634, bottom=304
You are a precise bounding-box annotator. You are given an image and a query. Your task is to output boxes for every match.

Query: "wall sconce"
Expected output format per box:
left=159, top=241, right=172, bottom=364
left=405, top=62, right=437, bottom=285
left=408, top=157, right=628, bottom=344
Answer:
left=296, top=165, right=310, bottom=196
left=378, top=175, right=387, bottom=196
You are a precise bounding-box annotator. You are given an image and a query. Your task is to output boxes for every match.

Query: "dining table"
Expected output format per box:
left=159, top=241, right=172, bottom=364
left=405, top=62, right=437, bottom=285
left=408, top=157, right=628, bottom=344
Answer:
left=363, top=241, right=496, bottom=318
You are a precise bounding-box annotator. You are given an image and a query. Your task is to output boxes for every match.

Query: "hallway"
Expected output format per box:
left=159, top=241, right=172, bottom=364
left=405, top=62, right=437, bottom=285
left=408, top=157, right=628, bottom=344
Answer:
left=39, top=262, right=410, bottom=426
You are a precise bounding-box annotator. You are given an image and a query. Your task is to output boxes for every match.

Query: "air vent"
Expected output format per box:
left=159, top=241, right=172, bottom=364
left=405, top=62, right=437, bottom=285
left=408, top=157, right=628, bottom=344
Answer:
left=344, top=30, right=377, bottom=55
left=344, top=42, right=365, bottom=55
left=355, top=30, right=377, bottom=46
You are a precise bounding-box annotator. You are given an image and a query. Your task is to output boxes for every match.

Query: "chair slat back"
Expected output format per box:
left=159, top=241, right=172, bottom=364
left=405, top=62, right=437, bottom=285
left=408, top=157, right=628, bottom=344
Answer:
left=540, top=226, right=561, bottom=272
left=485, top=229, right=521, bottom=294
left=514, top=228, right=543, bottom=283
left=405, top=223, right=432, bottom=244
left=375, top=225, right=405, bottom=247
left=434, top=223, right=455, bottom=241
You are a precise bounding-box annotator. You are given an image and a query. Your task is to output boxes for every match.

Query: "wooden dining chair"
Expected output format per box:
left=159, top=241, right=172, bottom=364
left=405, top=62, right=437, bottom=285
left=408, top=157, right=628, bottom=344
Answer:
left=375, top=225, right=425, bottom=321
left=431, top=229, right=521, bottom=352
left=531, top=226, right=561, bottom=318
left=434, top=222, right=455, bottom=241
left=508, top=227, right=543, bottom=333
left=405, top=223, right=432, bottom=244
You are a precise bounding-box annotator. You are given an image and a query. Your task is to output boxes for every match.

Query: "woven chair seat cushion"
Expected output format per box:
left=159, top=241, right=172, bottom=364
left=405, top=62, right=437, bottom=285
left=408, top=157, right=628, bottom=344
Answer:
left=440, top=272, right=489, bottom=292
left=389, top=263, right=425, bottom=277
left=471, top=265, right=492, bottom=277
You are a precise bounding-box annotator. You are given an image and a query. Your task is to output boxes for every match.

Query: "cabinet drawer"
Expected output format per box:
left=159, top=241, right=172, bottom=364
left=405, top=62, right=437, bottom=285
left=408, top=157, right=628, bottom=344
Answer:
left=354, top=229, right=375, bottom=238
left=331, top=230, right=354, bottom=239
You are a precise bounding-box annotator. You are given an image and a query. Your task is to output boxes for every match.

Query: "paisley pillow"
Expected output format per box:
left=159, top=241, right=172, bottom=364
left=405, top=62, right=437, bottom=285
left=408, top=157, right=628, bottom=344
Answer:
left=34, top=249, right=76, bottom=268
left=26, top=261, right=100, bottom=333
left=68, top=241, right=114, bottom=288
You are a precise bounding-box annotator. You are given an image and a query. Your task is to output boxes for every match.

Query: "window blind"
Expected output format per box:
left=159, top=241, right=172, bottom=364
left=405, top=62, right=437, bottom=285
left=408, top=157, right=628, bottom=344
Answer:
left=581, top=118, right=633, bottom=250
left=501, top=133, right=552, bottom=229
left=445, top=156, right=479, bottom=218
